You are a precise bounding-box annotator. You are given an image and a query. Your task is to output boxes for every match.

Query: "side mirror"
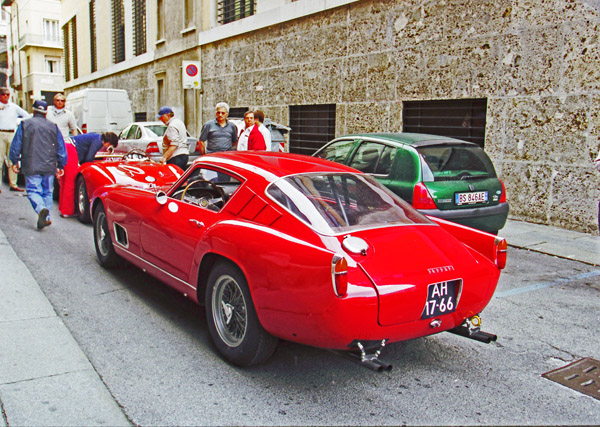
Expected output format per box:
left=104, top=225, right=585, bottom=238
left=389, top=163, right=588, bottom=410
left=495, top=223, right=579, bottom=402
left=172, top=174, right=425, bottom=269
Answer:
left=156, top=191, right=168, bottom=205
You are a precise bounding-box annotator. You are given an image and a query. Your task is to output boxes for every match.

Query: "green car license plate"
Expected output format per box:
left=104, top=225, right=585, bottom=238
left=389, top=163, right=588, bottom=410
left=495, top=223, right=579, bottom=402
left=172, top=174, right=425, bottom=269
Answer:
left=421, top=279, right=460, bottom=319
left=455, top=191, right=488, bottom=205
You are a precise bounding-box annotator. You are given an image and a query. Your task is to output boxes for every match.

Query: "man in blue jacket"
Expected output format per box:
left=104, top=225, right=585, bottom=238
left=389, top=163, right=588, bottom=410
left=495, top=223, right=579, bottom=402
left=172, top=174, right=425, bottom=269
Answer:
left=9, top=100, right=67, bottom=230
left=71, top=132, right=118, bottom=164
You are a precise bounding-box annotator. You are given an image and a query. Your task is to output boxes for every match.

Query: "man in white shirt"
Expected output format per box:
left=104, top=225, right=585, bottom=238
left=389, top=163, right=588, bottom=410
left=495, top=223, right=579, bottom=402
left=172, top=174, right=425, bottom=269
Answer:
left=157, top=106, right=189, bottom=169
left=46, top=93, right=79, bottom=139
left=0, top=87, right=30, bottom=192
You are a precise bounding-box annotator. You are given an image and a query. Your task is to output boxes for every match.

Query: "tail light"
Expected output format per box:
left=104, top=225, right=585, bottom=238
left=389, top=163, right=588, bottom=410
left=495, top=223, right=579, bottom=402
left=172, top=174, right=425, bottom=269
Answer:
left=331, top=254, right=348, bottom=297
left=412, top=182, right=437, bottom=210
left=82, top=124, right=87, bottom=134
left=146, top=141, right=160, bottom=155
left=494, top=237, right=507, bottom=269
left=195, top=140, right=204, bottom=153
left=499, top=180, right=507, bottom=203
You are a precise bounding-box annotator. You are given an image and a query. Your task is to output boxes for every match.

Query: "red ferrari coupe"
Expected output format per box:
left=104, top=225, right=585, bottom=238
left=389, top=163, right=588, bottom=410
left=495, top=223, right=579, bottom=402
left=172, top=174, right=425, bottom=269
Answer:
left=74, top=150, right=183, bottom=223
left=91, top=151, right=506, bottom=369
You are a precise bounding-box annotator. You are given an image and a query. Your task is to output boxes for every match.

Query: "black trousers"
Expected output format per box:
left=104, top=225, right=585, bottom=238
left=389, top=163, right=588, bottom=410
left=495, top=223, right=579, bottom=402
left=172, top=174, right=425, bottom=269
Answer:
left=167, top=154, right=189, bottom=170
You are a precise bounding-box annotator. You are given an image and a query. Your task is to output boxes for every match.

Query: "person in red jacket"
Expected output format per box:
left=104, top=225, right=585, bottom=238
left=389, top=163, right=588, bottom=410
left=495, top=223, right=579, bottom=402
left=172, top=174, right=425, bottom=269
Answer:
left=237, top=111, right=265, bottom=151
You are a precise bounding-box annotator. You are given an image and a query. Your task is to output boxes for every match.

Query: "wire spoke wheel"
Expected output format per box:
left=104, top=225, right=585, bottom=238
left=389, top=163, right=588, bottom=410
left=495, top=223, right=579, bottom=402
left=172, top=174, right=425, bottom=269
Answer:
left=95, top=211, right=110, bottom=257
left=212, top=274, right=248, bottom=347
left=93, top=204, right=120, bottom=268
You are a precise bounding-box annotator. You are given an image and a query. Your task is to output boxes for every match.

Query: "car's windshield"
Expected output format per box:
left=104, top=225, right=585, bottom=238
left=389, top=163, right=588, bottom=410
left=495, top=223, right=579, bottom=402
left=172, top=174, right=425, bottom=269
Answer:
left=417, top=144, right=497, bottom=182
left=267, top=173, right=431, bottom=234
left=145, top=125, right=167, bottom=137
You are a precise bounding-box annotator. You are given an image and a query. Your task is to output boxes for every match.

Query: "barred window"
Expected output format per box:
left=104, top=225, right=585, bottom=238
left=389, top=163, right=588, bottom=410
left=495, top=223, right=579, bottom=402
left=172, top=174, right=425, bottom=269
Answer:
left=218, top=0, right=256, bottom=24
left=89, top=0, right=97, bottom=72
left=112, top=0, right=125, bottom=63
left=403, top=99, right=488, bottom=148
left=133, top=0, right=146, bottom=56
left=289, top=104, right=336, bottom=156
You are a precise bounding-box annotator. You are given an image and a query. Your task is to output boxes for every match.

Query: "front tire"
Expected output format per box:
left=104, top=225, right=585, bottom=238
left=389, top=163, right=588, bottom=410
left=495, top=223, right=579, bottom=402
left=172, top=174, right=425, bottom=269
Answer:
left=76, top=176, right=91, bottom=223
left=205, top=260, right=277, bottom=366
left=93, top=204, right=120, bottom=268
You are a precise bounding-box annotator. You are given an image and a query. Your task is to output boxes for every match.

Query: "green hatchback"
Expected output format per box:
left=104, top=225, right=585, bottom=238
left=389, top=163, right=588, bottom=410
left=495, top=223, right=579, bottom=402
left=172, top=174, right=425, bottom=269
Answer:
left=313, top=133, right=509, bottom=234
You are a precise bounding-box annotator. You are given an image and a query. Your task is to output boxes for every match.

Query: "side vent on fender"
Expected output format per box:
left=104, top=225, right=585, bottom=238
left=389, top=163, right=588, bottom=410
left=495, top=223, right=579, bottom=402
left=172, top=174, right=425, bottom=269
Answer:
left=114, top=222, right=129, bottom=248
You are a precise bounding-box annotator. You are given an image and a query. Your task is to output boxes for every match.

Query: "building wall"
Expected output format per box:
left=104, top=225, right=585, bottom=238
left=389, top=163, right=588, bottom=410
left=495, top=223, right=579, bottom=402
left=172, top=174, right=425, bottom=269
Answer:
left=63, top=0, right=600, bottom=234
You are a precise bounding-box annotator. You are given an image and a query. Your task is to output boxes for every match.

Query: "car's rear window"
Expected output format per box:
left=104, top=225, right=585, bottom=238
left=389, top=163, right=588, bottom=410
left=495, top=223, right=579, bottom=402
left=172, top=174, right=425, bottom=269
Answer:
left=146, top=125, right=167, bottom=137
left=417, top=144, right=497, bottom=182
left=267, top=173, right=431, bottom=234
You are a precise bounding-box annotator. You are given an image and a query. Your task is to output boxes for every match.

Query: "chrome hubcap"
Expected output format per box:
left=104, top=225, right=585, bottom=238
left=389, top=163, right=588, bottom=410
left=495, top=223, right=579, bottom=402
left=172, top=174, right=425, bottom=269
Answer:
left=212, top=275, right=247, bottom=347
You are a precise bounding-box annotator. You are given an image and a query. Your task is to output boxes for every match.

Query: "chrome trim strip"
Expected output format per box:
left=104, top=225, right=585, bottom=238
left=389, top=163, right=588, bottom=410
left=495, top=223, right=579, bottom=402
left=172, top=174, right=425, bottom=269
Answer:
left=113, top=245, right=197, bottom=292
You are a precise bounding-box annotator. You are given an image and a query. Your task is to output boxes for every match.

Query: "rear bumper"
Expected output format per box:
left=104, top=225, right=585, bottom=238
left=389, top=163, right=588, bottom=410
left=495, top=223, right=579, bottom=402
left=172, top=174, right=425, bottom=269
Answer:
left=418, top=202, right=509, bottom=233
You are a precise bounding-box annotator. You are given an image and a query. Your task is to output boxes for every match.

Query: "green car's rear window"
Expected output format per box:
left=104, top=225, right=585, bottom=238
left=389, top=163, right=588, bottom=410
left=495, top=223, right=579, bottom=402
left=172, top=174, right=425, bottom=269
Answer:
left=417, top=144, right=497, bottom=182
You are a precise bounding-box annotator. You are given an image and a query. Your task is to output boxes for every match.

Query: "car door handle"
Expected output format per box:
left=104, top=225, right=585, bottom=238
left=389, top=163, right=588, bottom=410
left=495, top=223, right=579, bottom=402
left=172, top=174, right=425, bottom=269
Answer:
left=189, top=219, right=204, bottom=228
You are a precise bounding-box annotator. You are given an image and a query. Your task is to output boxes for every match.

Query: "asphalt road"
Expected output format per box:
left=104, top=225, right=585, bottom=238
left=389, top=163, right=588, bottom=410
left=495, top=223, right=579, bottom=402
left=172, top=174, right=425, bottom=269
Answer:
left=1, top=190, right=599, bottom=426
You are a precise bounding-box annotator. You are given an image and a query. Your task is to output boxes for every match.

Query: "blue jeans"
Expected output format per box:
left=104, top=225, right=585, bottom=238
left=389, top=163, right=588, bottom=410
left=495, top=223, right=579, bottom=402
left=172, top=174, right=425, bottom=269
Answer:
left=25, top=174, right=55, bottom=219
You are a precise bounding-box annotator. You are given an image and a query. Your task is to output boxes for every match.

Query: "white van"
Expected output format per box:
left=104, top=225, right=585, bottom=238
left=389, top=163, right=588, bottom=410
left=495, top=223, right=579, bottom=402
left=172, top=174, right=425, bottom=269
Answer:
left=66, top=88, right=133, bottom=134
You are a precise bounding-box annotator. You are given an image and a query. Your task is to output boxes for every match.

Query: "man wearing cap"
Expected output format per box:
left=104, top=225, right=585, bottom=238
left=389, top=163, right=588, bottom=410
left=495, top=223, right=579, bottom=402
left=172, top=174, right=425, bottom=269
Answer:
left=157, top=106, right=189, bottom=169
left=9, top=100, right=67, bottom=230
left=0, top=87, right=31, bottom=192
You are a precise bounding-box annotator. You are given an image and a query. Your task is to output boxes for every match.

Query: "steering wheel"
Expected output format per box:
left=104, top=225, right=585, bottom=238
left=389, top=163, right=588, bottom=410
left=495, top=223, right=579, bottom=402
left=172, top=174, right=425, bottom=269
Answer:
left=180, top=179, right=225, bottom=203
left=123, top=149, right=150, bottom=161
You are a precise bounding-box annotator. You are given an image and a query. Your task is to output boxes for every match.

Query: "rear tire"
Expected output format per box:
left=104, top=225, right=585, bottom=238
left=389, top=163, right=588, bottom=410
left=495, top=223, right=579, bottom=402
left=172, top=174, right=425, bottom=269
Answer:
left=76, top=176, right=91, bottom=223
left=93, top=204, right=120, bottom=268
left=205, top=260, right=277, bottom=366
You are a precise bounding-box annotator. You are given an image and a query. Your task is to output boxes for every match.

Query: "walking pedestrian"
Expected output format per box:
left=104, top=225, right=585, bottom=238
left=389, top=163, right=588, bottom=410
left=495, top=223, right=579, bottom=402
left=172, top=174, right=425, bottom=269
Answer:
left=9, top=100, right=67, bottom=230
left=198, top=102, right=238, bottom=153
left=0, top=87, right=31, bottom=193
left=58, top=132, right=118, bottom=217
left=157, top=106, right=189, bottom=169
left=47, top=93, right=79, bottom=139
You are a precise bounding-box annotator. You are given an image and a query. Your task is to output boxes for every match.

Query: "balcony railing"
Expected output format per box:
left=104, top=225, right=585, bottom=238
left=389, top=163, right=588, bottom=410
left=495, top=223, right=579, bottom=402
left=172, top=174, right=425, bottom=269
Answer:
left=18, top=33, right=62, bottom=49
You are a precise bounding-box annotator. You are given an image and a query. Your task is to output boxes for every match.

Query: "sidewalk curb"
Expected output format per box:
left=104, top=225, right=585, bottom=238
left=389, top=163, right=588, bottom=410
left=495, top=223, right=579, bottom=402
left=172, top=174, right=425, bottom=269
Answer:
left=501, top=219, right=600, bottom=267
left=0, top=228, right=131, bottom=426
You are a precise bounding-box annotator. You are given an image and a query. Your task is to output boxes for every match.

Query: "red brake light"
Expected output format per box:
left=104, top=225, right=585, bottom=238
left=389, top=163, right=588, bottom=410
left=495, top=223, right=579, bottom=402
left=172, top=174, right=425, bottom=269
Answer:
left=331, top=255, right=348, bottom=297
left=146, top=141, right=160, bottom=155
left=495, top=237, right=507, bottom=269
left=82, top=124, right=87, bottom=134
left=412, top=182, right=437, bottom=210
left=499, top=180, right=507, bottom=203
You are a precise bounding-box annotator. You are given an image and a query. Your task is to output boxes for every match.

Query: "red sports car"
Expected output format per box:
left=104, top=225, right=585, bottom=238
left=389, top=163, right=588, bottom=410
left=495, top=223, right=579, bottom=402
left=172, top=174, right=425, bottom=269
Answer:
left=91, top=151, right=506, bottom=369
left=74, top=150, right=183, bottom=223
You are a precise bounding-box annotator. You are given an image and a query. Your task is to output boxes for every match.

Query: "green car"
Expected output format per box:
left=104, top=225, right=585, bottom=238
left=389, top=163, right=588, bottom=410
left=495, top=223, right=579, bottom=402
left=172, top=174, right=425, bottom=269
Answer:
left=313, top=133, right=509, bottom=234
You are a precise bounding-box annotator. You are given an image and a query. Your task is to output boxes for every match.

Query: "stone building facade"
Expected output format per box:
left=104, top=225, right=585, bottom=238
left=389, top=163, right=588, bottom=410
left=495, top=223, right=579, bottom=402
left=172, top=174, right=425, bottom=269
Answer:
left=63, top=0, right=600, bottom=234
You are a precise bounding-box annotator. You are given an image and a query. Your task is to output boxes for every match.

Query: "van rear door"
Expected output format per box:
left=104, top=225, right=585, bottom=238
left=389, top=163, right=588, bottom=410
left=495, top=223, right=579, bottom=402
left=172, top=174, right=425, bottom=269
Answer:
left=108, top=91, right=133, bottom=133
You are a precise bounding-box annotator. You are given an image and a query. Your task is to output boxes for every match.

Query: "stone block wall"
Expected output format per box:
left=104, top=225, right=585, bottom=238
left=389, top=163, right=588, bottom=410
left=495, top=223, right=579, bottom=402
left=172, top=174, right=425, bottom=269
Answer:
left=200, top=0, right=600, bottom=233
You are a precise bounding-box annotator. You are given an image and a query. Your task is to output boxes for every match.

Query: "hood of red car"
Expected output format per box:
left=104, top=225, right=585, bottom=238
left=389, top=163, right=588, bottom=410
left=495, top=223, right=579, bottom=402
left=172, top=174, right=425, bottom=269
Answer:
left=98, top=162, right=182, bottom=188
left=347, top=224, right=488, bottom=326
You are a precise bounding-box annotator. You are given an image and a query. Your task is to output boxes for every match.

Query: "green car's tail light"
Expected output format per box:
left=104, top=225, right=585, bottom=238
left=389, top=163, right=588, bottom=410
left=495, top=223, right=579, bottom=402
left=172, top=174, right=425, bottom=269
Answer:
left=412, top=182, right=437, bottom=209
left=499, top=180, right=507, bottom=203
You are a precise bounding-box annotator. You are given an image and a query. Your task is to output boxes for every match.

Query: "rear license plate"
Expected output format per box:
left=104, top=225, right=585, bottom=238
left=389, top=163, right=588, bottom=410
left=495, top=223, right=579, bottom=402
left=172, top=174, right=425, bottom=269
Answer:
left=455, top=191, right=488, bottom=205
left=421, top=279, right=460, bottom=319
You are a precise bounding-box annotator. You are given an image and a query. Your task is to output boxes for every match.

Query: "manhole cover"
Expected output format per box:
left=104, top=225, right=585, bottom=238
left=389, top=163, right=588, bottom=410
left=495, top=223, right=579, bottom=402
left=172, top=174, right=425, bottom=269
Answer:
left=542, top=357, right=600, bottom=400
